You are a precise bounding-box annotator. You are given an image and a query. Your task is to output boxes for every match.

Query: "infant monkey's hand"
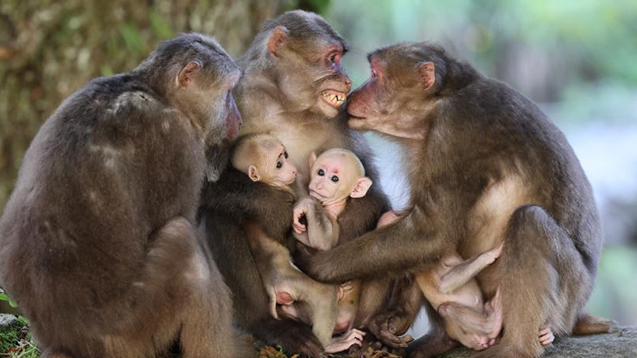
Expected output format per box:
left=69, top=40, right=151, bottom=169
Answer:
left=338, top=281, right=355, bottom=300
left=292, top=197, right=315, bottom=235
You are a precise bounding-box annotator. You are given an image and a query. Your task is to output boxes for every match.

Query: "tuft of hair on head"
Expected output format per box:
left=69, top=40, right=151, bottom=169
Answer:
left=319, top=148, right=365, bottom=177
left=134, top=33, right=238, bottom=94
left=231, top=133, right=282, bottom=175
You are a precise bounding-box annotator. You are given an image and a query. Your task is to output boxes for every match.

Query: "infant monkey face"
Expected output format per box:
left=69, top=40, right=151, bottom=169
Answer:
left=308, top=156, right=345, bottom=200
left=263, top=143, right=297, bottom=187
left=308, top=149, right=371, bottom=204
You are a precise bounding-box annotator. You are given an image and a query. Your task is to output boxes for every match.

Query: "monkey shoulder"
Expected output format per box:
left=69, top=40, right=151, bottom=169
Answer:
left=87, top=76, right=173, bottom=123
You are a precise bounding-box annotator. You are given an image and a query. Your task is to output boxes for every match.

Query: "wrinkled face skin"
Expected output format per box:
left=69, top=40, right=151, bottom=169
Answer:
left=253, top=142, right=298, bottom=188
left=346, top=43, right=435, bottom=140
left=268, top=16, right=353, bottom=118
left=308, top=151, right=364, bottom=205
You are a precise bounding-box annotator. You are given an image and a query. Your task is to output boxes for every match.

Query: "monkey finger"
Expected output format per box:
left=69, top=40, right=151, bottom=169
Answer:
left=538, top=328, right=554, bottom=346
left=340, top=280, right=354, bottom=292
left=379, top=330, right=409, bottom=348
left=351, top=330, right=366, bottom=341
left=540, top=333, right=554, bottom=346
left=292, top=224, right=304, bottom=235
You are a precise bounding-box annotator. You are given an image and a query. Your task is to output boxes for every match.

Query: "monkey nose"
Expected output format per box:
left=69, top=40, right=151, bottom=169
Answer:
left=344, top=78, right=352, bottom=91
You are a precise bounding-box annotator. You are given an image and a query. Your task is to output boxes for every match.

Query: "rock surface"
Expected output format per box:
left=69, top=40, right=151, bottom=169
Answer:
left=1, top=314, right=635, bottom=357
left=440, top=327, right=637, bottom=358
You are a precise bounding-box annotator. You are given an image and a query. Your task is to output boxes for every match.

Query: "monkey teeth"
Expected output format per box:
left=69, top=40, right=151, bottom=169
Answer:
left=321, top=90, right=346, bottom=107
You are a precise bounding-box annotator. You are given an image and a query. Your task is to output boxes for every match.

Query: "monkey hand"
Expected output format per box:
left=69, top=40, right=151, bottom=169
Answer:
left=481, top=242, right=504, bottom=265
left=292, top=197, right=314, bottom=234
left=324, top=329, right=366, bottom=354
left=338, top=281, right=355, bottom=300
left=539, top=325, right=554, bottom=346
left=377, top=210, right=400, bottom=228
left=368, top=311, right=414, bottom=349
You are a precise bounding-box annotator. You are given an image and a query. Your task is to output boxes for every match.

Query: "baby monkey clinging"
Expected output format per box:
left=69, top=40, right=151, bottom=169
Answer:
left=231, top=134, right=366, bottom=353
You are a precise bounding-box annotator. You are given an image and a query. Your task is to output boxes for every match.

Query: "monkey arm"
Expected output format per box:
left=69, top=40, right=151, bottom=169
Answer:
left=200, top=166, right=294, bottom=241
left=437, top=251, right=497, bottom=294
left=305, top=206, right=448, bottom=283
left=293, top=198, right=340, bottom=250
left=305, top=199, right=340, bottom=251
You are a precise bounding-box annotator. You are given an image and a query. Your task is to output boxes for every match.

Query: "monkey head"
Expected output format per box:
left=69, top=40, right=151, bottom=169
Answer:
left=264, top=11, right=352, bottom=118
left=141, top=35, right=243, bottom=145
left=438, top=302, right=493, bottom=351
left=347, top=43, right=454, bottom=140
left=308, top=148, right=372, bottom=207
left=231, top=134, right=298, bottom=188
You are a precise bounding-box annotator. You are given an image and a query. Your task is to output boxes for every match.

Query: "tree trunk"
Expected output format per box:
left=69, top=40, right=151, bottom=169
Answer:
left=0, top=0, right=329, bottom=210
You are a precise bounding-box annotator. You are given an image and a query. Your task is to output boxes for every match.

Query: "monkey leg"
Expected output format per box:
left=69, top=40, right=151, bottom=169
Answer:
left=207, top=218, right=322, bottom=357
left=125, top=217, right=250, bottom=358
left=36, top=217, right=247, bottom=358
left=362, top=275, right=423, bottom=349
left=472, top=205, right=594, bottom=358
left=572, top=313, right=614, bottom=335
left=282, top=269, right=340, bottom=348
left=178, top=232, right=253, bottom=358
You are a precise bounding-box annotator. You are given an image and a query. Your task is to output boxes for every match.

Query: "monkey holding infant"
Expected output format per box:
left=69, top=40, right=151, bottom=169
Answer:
left=0, top=34, right=252, bottom=358
left=230, top=133, right=374, bottom=353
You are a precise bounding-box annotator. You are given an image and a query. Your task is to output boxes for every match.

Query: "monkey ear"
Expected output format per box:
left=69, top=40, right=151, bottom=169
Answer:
left=350, top=177, right=372, bottom=198
left=177, top=61, right=203, bottom=88
left=268, top=26, right=289, bottom=57
left=417, top=61, right=436, bottom=90
left=248, top=165, right=261, bottom=182
left=308, top=151, right=317, bottom=169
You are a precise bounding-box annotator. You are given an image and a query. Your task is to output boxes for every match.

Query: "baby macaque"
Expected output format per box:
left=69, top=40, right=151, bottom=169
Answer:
left=231, top=135, right=365, bottom=353
left=377, top=211, right=555, bottom=351
left=290, top=148, right=373, bottom=335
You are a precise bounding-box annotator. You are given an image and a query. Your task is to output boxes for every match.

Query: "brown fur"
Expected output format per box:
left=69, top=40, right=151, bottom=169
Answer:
left=301, top=42, right=611, bottom=358
left=198, top=11, right=391, bottom=357
left=0, top=34, right=252, bottom=358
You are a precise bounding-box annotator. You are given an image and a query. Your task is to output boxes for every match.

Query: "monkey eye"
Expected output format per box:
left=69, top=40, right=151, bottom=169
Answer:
left=276, top=161, right=283, bottom=169
left=284, top=151, right=289, bottom=159
left=331, top=175, right=339, bottom=183
left=317, top=169, right=325, bottom=176
left=328, top=52, right=341, bottom=65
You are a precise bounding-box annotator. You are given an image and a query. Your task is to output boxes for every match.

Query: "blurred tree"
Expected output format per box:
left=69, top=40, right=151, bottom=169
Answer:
left=0, top=0, right=329, bottom=211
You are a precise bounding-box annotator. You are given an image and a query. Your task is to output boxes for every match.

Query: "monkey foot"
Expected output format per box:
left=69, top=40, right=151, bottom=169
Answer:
left=539, top=326, right=554, bottom=346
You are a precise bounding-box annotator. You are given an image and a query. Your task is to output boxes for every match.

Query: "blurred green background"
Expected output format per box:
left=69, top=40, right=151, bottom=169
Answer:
left=0, top=0, right=635, bottom=342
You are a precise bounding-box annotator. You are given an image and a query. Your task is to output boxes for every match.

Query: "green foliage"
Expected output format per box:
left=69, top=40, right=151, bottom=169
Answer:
left=0, top=307, right=37, bottom=357
left=0, top=0, right=306, bottom=211
left=328, top=0, right=637, bottom=92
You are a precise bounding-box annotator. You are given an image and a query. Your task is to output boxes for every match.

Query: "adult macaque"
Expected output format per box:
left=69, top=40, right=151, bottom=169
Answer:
left=230, top=134, right=364, bottom=353
left=199, top=11, right=393, bottom=356
left=0, top=34, right=251, bottom=358
left=291, top=148, right=373, bottom=335
left=302, top=42, right=613, bottom=358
